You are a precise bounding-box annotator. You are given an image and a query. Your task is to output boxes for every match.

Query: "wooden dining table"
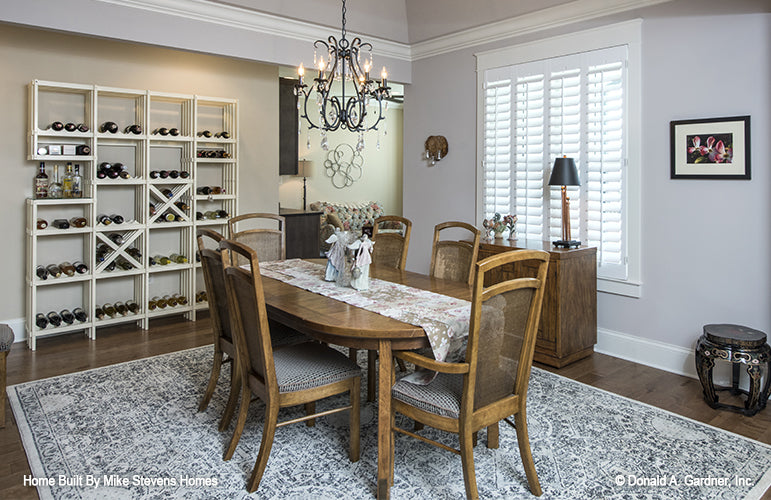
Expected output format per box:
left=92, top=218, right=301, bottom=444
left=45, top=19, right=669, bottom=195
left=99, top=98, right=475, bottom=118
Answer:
left=260, top=260, right=472, bottom=500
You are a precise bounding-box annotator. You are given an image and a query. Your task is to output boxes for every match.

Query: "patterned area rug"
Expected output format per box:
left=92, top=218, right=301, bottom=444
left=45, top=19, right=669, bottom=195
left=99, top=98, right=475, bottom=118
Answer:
left=8, top=346, right=771, bottom=499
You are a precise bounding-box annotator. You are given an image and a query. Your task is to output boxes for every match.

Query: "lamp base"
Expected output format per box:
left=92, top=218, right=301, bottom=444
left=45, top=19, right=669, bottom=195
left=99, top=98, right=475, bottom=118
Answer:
left=553, top=239, right=581, bottom=248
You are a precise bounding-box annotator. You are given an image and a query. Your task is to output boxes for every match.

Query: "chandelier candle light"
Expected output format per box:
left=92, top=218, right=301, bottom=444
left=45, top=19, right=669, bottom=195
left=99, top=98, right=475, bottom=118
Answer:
left=295, top=0, right=390, bottom=151
left=548, top=156, right=581, bottom=248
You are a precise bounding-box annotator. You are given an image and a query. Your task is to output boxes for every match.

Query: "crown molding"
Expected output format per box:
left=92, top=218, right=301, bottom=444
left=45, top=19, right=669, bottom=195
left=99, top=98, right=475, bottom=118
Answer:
left=411, top=0, right=671, bottom=60
left=93, top=0, right=411, bottom=61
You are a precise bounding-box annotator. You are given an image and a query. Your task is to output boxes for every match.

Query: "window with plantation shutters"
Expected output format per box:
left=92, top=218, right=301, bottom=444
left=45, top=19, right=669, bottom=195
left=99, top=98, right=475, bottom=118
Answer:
left=480, top=45, right=629, bottom=281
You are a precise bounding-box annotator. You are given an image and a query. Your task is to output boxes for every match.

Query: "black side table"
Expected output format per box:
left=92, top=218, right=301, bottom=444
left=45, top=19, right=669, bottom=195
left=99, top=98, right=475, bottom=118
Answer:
left=695, top=324, right=771, bottom=416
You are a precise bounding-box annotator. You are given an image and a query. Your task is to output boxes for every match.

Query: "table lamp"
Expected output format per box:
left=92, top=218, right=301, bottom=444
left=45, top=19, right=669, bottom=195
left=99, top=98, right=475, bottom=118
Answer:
left=548, top=156, right=581, bottom=248
left=295, top=159, right=312, bottom=211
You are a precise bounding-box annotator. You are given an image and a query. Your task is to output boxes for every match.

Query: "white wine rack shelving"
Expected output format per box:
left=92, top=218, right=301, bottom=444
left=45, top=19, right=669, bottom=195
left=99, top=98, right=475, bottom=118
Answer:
left=26, top=80, right=238, bottom=350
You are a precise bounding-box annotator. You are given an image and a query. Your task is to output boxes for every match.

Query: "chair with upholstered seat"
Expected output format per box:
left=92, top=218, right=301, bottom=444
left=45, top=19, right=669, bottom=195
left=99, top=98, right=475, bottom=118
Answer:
left=220, top=239, right=362, bottom=493
left=391, top=249, right=550, bottom=498
left=429, top=221, right=481, bottom=286
left=227, top=213, right=286, bottom=266
left=372, top=215, right=412, bottom=271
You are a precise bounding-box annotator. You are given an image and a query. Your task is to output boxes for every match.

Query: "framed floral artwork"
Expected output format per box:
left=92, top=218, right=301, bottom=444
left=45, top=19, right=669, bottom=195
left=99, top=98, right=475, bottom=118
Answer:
left=670, top=115, right=751, bottom=179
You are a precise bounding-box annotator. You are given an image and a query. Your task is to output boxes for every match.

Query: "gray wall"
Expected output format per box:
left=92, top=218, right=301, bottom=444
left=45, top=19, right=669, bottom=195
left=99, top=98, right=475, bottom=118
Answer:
left=403, top=8, right=771, bottom=356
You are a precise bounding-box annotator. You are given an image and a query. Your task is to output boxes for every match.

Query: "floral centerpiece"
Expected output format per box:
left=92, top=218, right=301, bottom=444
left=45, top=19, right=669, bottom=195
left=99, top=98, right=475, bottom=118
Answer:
left=503, top=214, right=517, bottom=240
left=482, top=213, right=517, bottom=240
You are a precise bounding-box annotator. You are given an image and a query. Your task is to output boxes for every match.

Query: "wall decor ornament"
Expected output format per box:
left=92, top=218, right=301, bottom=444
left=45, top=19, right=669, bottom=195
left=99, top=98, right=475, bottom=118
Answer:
left=324, top=143, right=363, bottom=188
left=424, top=135, right=448, bottom=165
left=670, top=115, right=751, bottom=179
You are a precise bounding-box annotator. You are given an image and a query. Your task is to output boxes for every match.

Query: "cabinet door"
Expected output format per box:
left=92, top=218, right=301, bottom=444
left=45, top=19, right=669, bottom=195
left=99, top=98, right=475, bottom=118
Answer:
left=279, top=78, right=299, bottom=176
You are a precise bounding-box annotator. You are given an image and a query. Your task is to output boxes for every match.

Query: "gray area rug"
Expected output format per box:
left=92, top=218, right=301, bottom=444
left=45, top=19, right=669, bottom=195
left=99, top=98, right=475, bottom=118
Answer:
left=8, top=346, right=771, bottom=499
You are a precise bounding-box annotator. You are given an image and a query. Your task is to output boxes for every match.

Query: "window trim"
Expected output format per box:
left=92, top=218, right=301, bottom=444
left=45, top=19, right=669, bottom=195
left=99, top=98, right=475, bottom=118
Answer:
left=475, top=19, right=642, bottom=298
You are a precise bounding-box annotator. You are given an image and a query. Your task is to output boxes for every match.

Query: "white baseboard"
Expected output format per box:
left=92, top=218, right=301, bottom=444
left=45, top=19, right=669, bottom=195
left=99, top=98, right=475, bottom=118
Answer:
left=1, top=318, right=27, bottom=344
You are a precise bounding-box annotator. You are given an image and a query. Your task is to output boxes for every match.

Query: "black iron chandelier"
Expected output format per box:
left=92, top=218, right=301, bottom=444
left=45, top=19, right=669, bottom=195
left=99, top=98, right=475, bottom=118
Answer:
left=295, top=0, right=390, bottom=149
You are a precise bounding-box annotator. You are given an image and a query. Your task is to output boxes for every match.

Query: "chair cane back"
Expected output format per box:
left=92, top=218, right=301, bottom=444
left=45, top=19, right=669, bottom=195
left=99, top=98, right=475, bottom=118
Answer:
left=429, top=221, right=481, bottom=286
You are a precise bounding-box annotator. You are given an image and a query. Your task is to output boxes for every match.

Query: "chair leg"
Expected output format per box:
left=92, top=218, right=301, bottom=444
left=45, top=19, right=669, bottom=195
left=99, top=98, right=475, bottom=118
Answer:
left=0, top=351, right=7, bottom=429
left=247, top=402, right=280, bottom=493
left=367, top=350, right=377, bottom=402
left=460, top=429, right=479, bottom=499
left=199, top=349, right=224, bottom=412
left=305, top=402, right=316, bottom=427
left=350, top=377, right=361, bottom=462
left=219, top=362, right=241, bottom=432
left=349, top=347, right=358, bottom=362
left=487, top=422, right=499, bottom=449
left=223, top=384, right=251, bottom=461
left=472, top=431, right=478, bottom=447
left=514, top=410, right=542, bottom=496
left=389, top=406, right=396, bottom=485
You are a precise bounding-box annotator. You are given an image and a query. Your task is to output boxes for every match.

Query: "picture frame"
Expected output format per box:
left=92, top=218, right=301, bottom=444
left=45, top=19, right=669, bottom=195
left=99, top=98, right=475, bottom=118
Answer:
left=670, top=115, right=750, bottom=180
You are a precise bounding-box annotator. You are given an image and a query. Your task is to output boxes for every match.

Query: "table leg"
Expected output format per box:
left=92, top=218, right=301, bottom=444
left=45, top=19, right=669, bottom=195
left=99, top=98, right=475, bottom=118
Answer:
left=377, top=340, right=392, bottom=500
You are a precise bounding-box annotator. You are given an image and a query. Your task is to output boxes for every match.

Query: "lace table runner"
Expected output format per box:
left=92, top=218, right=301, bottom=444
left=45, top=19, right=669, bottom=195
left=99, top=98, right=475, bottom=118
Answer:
left=259, top=259, right=471, bottom=364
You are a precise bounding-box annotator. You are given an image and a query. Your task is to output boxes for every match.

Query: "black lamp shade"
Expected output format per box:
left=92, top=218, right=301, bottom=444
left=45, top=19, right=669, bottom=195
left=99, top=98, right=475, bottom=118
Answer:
left=548, top=157, right=580, bottom=186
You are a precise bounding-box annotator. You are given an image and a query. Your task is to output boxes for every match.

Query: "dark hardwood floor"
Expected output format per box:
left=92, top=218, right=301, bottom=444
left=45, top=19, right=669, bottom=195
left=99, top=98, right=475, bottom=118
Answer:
left=2, top=315, right=770, bottom=499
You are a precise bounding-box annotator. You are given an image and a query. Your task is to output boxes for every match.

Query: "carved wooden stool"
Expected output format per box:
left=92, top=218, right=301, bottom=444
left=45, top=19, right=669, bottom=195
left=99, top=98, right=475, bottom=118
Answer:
left=0, top=324, right=13, bottom=428
left=695, top=324, right=771, bottom=416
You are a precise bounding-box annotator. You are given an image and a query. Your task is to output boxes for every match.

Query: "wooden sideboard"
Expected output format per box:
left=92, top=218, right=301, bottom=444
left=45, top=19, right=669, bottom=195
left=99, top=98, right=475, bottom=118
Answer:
left=279, top=209, right=322, bottom=259
left=477, top=239, right=597, bottom=368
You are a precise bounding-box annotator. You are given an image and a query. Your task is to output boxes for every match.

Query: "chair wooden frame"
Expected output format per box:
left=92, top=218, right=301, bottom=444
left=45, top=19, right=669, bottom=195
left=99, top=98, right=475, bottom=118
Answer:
left=372, top=215, right=412, bottom=271
left=220, top=239, right=361, bottom=493
left=227, top=213, right=286, bottom=262
left=429, top=221, right=481, bottom=286
left=391, top=249, right=550, bottom=498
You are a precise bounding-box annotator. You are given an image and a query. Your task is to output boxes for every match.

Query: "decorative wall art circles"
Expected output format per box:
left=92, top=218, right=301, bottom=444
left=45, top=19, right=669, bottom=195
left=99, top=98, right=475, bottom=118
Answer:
left=324, top=143, right=363, bottom=188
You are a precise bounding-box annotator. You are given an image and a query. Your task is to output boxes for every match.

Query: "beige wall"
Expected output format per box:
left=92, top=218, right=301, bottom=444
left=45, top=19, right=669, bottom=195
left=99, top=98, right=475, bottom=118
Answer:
left=278, top=105, right=403, bottom=215
left=0, top=24, right=280, bottom=333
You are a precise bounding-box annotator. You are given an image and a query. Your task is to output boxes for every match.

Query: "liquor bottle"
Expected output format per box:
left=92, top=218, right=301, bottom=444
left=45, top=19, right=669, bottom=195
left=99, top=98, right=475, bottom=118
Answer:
left=154, top=255, right=171, bottom=265
left=48, top=164, right=63, bottom=198
left=125, top=124, right=142, bottom=135
left=72, top=165, right=83, bottom=198
left=109, top=214, right=124, bottom=224
left=61, top=163, right=74, bottom=198
left=102, top=303, right=117, bottom=317
left=34, top=162, right=49, bottom=199
left=169, top=128, right=180, bottom=136
left=94, top=306, right=105, bottom=320
left=60, top=261, right=76, bottom=277
left=73, top=261, right=89, bottom=274
left=198, top=130, right=212, bottom=138
left=48, top=121, right=64, bottom=131
left=172, top=293, right=188, bottom=305
left=97, top=214, right=112, bottom=225
left=77, top=123, right=89, bottom=133
left=59, top=309, right=75, bottom=324
left=115, top=256, right=134, bottom=271
left=108, top=233, right=124, bottom=245
left=72, top=307, right=88, bottom=322
left=36, top=265, right=48, bottom=280
left=46, top=263, right=62, bottom=277
left=69, top=217, right=87, bottom=228
left=196, top=186, right=211, bottom=195
left=161, top=188, right=174, bottom=199
left=35, top=313, right=48, bottom=329
left=100, top=121, right=118, bottom=133
left=216, top=131, right=231, bottom=139
left=169, top=253, right=188, bottom=264
left=126, top=300, right=140, bottom=314
left=46, top=311, right=62, bottom=327
left=114, top=302, right=129, bottom=315
left=51, top=219, right=70, bottom=229
left=36, top=218, right=48, bottom=230
left=179, top=171, right=190, bottom=179
left=164, top=294, right=178, bottom=307
left=153, top=127, right=169, bottom=136
left=168, top=170, right=179, bottom=179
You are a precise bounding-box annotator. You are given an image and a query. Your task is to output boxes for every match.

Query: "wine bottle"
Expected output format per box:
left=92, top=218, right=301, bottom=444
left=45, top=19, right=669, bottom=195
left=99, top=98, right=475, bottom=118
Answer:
left=168, top=128, right=180, bottom=136
left=216, top=209, right=229, bottom=219
left=48, top=164, right=63, bottom=198
left=148, top=204, right=157, bottom=216
left=100, top=121, right=118, bottom=134
left=36, top=218, right=48, bottom=230
left=162, top=212, right=177, bottom=222
left=69, top=217, right=87, bottom=228
left=59, top=261, right=76, bottom=277
left=72, top=307, right=88, bottom=322
left=174, top=201, right=189, bottom=211
left=147, top=297, right=158, bottom=310
left=164, top=294, right=178, bottom=307
left=159, top=170, right=170, bottom=179
left=104, top=260, right=116, bottom=272
left=77, top=123, right=89, bottom=133
left=216, top=131, right=231, bottom=139
left=97, top=214, right=112, bottom=225
left=109, top=214, right=124, bottom=224
left=48, top=121, right=64, bottom=131
left=102, top=303, right=117, bottom=317
left=153, top=296, right=168, bottom=308
left=59, top=309, right=75, bottom=324
left=149, top=171, right=160, bottom=179
left=34, top=162, right=49, bottom=199
left=73, top=261, right=89, bottom=274
left=161, top=188, right=174, bottom=199
left=154, top=255, right=171, bottom=265
left=169, top=253, right=188, bottom=264
left=198, top=130, right=212, bottom=138
left=95, top=306, right=105, bottom=320
left=114, top=301, right=129, bottom=315
left=51, top=219, right=70, bottom=229
left=211, top=186, right=224, bottom=195
left=46, top=311, right=62, bottom=327
left=153, top=127, right=169, bottom=136
left=46, top=263, right=62, bottom=277
left=106, top=166, right=120, bottom=179
left=64, top=122, right=77, bottom=132
left=168, top=170, right=179, bottom=179
left=96, top=168, right=107, bottom=179
left=36, top=265, right=48, bottom=280
left=75, top=145, right=91, bottom=156
left=148, top=256, right=157, bottom=266
left=72, top=164, right=83, bottom=198
left=108, top=233, right=124, bottom=245
left=115, top=257, right=133, bottom=271
left=35, top=313, right=48, bottom=329
left=179, top=171, right=190, bottom=179
left=62, top=162, right=74, bottom=198
left=172, top=293, right=188, bottom=305
left=95, top=243, right=110, bottom=262
left=196, top=211, right=204, bottom=220
left=126, top=247, right=142, bottom=260
left=125, top=124, right=142, bottom=135
left=196, top=186, right=211, bottom=195
left=195, top=290, right=207, bottom=303
left=126, top=300, right=140, bottom=314
left=204, top=211, right=217, bottom=219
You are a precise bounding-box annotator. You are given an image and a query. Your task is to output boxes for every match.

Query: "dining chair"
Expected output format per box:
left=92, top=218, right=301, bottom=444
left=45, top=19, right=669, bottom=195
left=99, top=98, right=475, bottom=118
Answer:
left=220, top=239, right=362, bottom=493
left=390, top=249, right=550, bottom=498
left=227, top=213, right=286, bottom=265
left=371, top=215, right=412, bottom=271
left=429, top=221, right=481, bottom=286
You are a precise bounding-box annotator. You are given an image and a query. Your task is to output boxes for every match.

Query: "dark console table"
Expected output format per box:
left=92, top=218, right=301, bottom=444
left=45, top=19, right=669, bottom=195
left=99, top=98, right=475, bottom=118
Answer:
left=279, top=208, right=322, bottom=259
